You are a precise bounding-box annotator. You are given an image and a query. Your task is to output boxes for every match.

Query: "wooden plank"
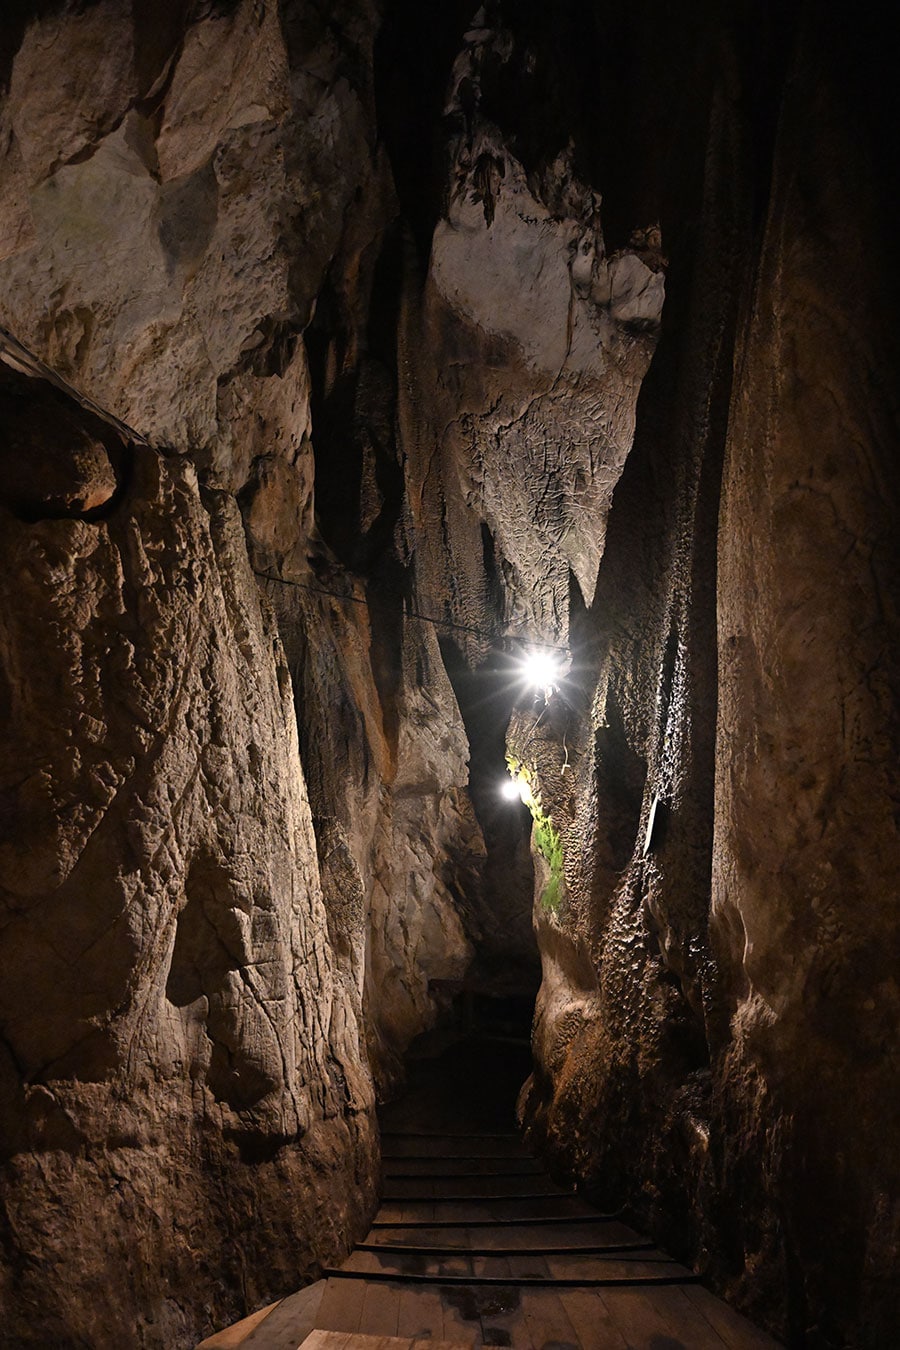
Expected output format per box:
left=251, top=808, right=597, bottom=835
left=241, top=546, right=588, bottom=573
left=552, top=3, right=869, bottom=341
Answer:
left=470, top=1250, right=512, bottom=1282
left=545, top=1252, right=687, bottom=1282
left=379, top=1131, right=520, bottom=1140
left=558, top=1290, right=628, bottom=1349
left=505, top=1249, right=552, bottom=1284
left=363, top=1228, right=468, bottom=1250
left=369, top=1212, right=623, bottom=1230
left=453, top=1279, right=529, bottom=1350
left=195, top=1300, right=280, bottom=1348
left=351, top=1250, right=476, bottom=1281
left=382, top=1146, right=528, bottom=1160
left=300, top=1336, right=395, bottom=1349
left=450, top=1220, right=641, bottom=1249
left=360, top=1279, right=401, bottom=1337
left=239, top=1282, right=328, bottom=1349
left=358, top=1239, right=655, bottom=1259
left=682, top=1286, right=783, bottom=1348
left=642, top=1286, right=731, bottom=1348
left=323, top=1267, right=698, bottom=1290
left=485, top=1194, right=595, bottom=1221
left=599, top=1285, right=688, bottom=1344
left=374, top=1205, right=406, bottom=1227
left=396, top=1284, right=446, bottom=1341
left=519, top=1285, right=583, bottom=1349
left=383, top=1186, right=567, bottom=1204
left=384, top=1175, right=564, bottom=1200
left=342, top=1253, right=392, bottom=1275
left=299, top=1335, right=473, bottom=1350
left=316, top=1277, right=369, bottom=1335
left=436, top=1286, right=485, bottom=1348
left=410, top=1341, right=474, bottom=1350
left=380, top=1139, right=527, bottom=1160
left=384, top=1159, right=543, bottom=1177
left=436, top=1253, right=472, bottom=1279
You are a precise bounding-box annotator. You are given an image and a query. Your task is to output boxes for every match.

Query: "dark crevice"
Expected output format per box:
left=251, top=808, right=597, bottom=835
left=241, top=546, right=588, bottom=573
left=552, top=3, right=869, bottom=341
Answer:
left=374, top=0, right=476, bottom=261
left=437, top=634, right=539, bottom=992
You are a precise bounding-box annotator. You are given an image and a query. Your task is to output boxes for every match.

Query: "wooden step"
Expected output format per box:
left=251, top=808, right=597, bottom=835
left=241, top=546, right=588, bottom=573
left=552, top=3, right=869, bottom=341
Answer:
left=381, top=1175, right=571, bottom=1200
left=379, top=1132, right=521, bottom=1140
left=338, top=1247, right=688, bottom=1282
left=383, top=1160, right=545, bottom=1177
left=369, top=1209, right=623, bottom=1230
left=359, top=1238, right=655, bottom=1258
left=380, top=1138, right=528, bottom=1160
left=299, top=1333, right=473, bottom=1350
left=321, top=1265, right=701, bottom=1289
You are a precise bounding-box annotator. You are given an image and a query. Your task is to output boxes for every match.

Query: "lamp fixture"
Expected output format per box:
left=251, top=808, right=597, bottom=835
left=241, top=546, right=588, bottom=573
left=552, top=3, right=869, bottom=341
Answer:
left=518, top=647, right=563, bottom=694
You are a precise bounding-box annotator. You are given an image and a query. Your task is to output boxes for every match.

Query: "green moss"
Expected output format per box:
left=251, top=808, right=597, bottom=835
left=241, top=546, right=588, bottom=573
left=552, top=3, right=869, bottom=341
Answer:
left=505, top=754, right=564, bottom=914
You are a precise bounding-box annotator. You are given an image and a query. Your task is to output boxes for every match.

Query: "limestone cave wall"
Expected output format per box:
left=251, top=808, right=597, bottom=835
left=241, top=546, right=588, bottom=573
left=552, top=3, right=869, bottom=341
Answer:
left=0, top=2, right=897, bottom=1348
left=481, top=5, right=899, bottom=1349
left=0, top=2, right=485, bottom=1343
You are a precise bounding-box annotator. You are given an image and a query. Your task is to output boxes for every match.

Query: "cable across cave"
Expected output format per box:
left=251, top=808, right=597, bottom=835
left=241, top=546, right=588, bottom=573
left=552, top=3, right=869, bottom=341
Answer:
left=252, top=568, right=570, bottom=654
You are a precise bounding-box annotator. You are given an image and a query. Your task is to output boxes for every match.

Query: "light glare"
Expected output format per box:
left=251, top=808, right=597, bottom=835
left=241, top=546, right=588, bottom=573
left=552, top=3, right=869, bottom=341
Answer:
left=501, top=777, right=521, bottom=801
left=520, top=648, right=562, bottom=691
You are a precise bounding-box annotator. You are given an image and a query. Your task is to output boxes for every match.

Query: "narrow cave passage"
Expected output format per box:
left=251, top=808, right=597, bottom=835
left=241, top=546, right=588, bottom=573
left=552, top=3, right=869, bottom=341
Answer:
left=199, top=1031, right=779, bottom=1348
left=0, top=3, right=897, bottom=1350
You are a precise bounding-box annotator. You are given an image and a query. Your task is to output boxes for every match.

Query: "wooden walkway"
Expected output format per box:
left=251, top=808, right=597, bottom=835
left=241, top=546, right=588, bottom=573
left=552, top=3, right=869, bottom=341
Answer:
left=198, top=1123, right=780, bottom=1349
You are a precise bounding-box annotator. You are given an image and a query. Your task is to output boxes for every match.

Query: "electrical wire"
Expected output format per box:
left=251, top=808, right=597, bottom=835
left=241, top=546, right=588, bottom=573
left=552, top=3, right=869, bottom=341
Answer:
left=0, top=324, right=150, bottom=447
left=0, top=328, right=570, bottom=658
left=252, top=569, right=569, bottom=654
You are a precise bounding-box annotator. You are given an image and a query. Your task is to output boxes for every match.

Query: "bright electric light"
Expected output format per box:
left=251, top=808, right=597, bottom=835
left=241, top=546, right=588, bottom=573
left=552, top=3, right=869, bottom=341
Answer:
left=501, top=777, right=521, bottom=801
left=520, top=648, right=562, bottom=692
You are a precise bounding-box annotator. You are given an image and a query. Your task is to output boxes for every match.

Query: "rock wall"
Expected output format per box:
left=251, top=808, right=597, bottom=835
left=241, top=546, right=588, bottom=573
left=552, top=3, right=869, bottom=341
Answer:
left=0, top=362, right=378, bottom=1347
left=711, top=14, right=900, bottom=1339
left=1, top=1, right=897, bottom=1347
left=496, top=4, right=900, bottom=1348
left=0, top=1, right=489, bottom=1344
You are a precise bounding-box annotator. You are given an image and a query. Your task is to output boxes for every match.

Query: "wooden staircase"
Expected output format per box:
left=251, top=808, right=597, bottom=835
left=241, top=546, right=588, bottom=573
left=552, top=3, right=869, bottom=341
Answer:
left=200, top=1123, right=781, bottom=1349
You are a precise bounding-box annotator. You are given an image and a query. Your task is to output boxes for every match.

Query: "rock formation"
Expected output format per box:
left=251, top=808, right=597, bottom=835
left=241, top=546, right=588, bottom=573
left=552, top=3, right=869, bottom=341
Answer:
left=0, top=1, right=897, bottom=1347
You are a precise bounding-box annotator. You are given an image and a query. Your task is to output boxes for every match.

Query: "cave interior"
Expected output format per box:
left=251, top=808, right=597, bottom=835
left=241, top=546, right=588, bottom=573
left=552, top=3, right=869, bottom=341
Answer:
left=0, top=1, right=898, bottom=1348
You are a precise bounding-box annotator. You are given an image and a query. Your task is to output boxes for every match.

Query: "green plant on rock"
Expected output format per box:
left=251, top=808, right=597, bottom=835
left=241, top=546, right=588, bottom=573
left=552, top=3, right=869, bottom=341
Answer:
left=505, top=753, right=564, bottom=914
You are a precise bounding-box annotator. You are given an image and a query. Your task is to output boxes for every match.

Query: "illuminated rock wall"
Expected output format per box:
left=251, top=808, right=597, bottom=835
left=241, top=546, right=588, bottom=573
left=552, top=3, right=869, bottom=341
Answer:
left=0, top=3, right=896, bottom=1347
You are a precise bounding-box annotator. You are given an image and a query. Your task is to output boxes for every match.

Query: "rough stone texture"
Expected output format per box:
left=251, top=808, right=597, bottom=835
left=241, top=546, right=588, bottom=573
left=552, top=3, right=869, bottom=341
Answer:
left=0, top=3, right=459, bottom=1344
left=0, top=0, right=490, bottom=1096
left=392, top=10, right=664, bottom=985
left=508, top=5, right=900, bottom=1349
left=1, top=2, right=898, bottom=1348
left=710, top=19, right=900, bottom=1341
left=264, top=573, right=484, bottom=1093
left=0, top=363, right=377, bottom=1347
left=406, top=16, right=664, bottom=635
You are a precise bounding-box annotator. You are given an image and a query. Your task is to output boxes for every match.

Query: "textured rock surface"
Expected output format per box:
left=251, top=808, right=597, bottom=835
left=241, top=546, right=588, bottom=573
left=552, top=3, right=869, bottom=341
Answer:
left=0, top=0, right=490, bottom=1099
left=0, top=362, right=377, bottom=1347
left=509, top=6, right=900, bottom=1349
left=1, top=2, right=898, bottom=1348
left=710, top=21, right=900, bottom=1338
left=407, top=16, right=664, bottom=634
left=0, top=2, right=468, bottom=1343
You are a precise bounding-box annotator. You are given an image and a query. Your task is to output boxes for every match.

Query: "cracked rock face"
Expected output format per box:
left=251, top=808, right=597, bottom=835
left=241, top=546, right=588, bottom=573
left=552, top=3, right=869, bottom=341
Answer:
left=0, top=5, right=502, bottom=1341
left=1, top=2, right=898, bottom=1348
left=504, top=6, right=900, bottom=1348
left=0, top=363, right=377, bottom=1348
left=408, top=18, right=664, bottom=636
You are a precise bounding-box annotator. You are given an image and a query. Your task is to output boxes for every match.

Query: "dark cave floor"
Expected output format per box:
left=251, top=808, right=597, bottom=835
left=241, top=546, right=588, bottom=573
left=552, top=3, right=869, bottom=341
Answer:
left=198, top=1035, right=781, bottom=1349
